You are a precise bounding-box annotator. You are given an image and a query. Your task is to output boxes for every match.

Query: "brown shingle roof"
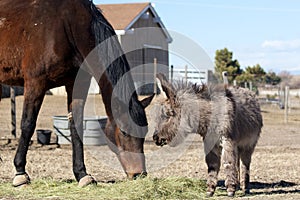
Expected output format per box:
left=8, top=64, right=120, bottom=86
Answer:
left=97, top=3, right=150, bottom=30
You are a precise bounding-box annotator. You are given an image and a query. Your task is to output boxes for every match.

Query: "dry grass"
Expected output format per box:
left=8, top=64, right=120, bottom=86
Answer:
left=0, top=177, right=214, bottom=200
left=261, top=104, right=300, bottom=125
left=0, top=94, right=300, bottom=199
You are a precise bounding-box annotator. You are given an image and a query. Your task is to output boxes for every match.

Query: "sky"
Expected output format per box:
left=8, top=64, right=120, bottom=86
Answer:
left=94, top=0, right=300, bottom=74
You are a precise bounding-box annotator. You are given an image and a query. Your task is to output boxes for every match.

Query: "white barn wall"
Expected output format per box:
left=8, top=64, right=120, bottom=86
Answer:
left=50, top=77, right=99, bottom=96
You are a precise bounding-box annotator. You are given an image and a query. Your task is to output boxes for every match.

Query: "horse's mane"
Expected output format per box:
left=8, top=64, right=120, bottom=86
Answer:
left=90, top=3, right=131, bottom=86
left=89, top=2, right=148, bottom=127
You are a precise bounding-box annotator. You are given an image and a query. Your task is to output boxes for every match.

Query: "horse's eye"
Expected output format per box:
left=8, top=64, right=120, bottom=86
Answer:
left=120, top=130, right=129, bottom=137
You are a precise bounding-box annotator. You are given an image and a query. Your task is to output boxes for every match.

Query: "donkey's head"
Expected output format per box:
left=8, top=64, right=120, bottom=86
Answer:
left=151, top=74, right=196, bottom=147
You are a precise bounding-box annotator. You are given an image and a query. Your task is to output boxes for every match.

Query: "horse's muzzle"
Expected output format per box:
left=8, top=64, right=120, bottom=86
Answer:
left=127, top=171, right=148, bottom=180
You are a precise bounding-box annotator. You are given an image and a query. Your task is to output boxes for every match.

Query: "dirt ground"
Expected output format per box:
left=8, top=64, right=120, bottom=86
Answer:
left=0, top=94, right=300, bottom=199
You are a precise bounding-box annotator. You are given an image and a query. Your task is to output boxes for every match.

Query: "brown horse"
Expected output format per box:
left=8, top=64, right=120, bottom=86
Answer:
left=151, top=74, right=262, bottom=197
left=0, top=0, right=153, bottom=187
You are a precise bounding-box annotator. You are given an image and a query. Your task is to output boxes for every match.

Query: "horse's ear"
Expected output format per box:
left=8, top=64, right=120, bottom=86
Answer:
left=140, top=93, right=155, bottom=108
left=156, top=73, right=176, bottom=105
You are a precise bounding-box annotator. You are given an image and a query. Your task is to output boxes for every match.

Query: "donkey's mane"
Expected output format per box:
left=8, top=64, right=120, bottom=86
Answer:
left=171, top=80, right=226, bottom=100
left=172, top=80, right=206, bottom=94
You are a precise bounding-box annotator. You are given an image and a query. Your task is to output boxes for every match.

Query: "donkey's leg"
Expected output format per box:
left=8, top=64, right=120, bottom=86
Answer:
left=239, top=147, right=254, bottom=194
left=65, top=79, right=96, bottom=187
left=222, top=137, right=239, bottom=197
left=204, top=142, right=221, bottom=197
left=237, top=150, right=241, bottom=190
left=13, top=83, right=45, bottom=186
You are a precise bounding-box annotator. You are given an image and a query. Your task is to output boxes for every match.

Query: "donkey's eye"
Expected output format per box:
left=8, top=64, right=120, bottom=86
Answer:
left=166, top=110, right=175, bottom=117
left=162, top=107, right=175, bottom=118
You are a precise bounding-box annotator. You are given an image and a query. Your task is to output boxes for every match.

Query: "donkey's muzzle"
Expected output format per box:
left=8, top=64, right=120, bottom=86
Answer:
left=153, top=132, right=167, bottom=146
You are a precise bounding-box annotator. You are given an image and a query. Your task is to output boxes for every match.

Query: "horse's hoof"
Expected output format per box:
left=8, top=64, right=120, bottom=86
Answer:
left=78, top=175, right=97, bottom=187
left=13, top=173, right=30, bottom=187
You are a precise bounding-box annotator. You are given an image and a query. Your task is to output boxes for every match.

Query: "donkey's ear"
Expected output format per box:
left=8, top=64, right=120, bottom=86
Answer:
left=156, top=73, right=176, bottom=105
left=140, top=93, right=155, bottom=108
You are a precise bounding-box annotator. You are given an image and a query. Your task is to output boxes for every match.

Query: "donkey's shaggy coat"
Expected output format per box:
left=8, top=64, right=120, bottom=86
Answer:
left=152, top=74, right=262, bottom=197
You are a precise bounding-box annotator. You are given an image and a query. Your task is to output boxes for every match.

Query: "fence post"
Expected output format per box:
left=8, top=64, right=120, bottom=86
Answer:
left=184, top=65, right=188, bottom=84
left=11, top=87, right=16, bottom=138
left=249, top=82, right=253, bottom=91
left=170, top=65, right=174, bottom=83
left=279, top=85, right=284, bottom=106
left=222, top=71, right=228, bottom=85
left=233, top=80, right=237, bottom=86
left=153, top=58, right=157, bottom=94
left=284, top=86, right=289, bottom=123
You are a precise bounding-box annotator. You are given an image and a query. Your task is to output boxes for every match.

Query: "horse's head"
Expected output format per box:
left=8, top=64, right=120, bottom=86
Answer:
left=151, top=74, right=187, bottom=147
left=105, top=94, right=154, bottom=179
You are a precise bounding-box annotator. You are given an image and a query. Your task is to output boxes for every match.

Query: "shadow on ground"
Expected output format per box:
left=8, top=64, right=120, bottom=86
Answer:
left=217, top=180, right=299, bottom=195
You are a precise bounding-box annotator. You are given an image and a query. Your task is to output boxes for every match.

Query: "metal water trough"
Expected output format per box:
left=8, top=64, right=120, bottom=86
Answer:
left=53, top=116, right=107, bottom=146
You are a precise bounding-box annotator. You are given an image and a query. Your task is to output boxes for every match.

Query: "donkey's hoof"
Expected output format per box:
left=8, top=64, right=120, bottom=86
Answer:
left=206, top=191, right=214, bottom=197
left=13, top=173, right=30, bottom=187
left=242, top=189, right=250, bottom=195
left=227, top=191, right=235, bottom=197
left=206, top=186, right=215, bottom=197
left=78, top=175, right=97, bottom=187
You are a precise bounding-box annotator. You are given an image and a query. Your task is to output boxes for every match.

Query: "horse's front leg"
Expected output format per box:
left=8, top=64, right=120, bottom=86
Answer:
left=222, top=137, right=239, bottom=197
left=13, top=82, right=45, bottom=187
left=66, top=80, right=96, bottom=187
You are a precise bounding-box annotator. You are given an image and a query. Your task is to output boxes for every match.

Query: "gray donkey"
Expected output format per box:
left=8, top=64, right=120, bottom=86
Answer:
left=151, top=73, right=262, bottom=197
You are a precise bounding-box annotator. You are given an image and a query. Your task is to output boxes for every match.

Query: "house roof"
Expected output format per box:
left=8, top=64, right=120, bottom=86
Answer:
left=97, top=3, right=172, bottom=43
left=97, top=3, right=149, bottom=30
